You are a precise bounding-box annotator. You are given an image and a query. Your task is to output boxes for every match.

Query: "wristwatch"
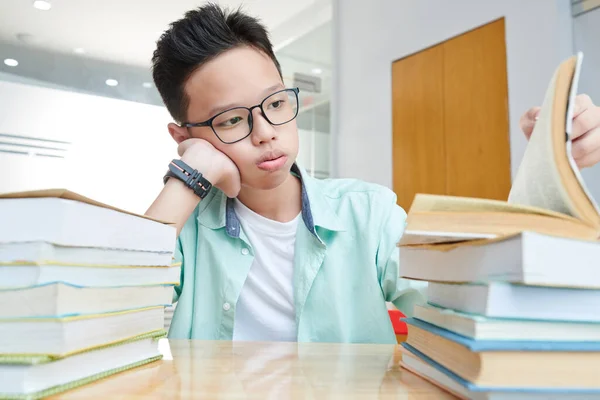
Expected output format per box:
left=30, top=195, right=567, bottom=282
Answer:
left=163, top=159, right=213, bottom=199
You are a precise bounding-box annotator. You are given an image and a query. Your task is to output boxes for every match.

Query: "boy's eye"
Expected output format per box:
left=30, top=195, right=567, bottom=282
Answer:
left=217, top=116, right=244, bottom=127
left=268, top=99, right=285, bottom=110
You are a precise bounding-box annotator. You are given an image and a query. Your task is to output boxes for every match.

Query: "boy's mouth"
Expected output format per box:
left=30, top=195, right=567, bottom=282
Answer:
left=256, top=150, right=287, bottom=172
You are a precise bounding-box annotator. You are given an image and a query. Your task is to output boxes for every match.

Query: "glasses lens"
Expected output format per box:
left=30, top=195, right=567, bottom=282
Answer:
left=212, top=107, right=251, bottom=143
left=263, top=89, right=298, bottom=125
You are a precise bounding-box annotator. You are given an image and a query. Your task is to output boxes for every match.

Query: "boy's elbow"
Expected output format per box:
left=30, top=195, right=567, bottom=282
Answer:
left=391, top=287, right=427, bottom=318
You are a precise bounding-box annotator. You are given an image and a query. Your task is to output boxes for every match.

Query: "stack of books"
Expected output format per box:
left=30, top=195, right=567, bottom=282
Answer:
left=397, top=53, right=600, bottom=398
left=0, top=189, right=179, bottom=399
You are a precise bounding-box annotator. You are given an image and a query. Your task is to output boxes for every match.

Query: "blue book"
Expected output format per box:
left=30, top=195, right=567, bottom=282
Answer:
left=403, top=317, right=600, bottom=351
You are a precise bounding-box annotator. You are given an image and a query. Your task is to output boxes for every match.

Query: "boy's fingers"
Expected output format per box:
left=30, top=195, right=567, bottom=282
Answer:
left=520, top=106, right=541, bottom=139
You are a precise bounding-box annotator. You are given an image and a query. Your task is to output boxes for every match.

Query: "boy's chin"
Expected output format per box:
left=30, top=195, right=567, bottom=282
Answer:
left=243, top=167, right=293, bottom=191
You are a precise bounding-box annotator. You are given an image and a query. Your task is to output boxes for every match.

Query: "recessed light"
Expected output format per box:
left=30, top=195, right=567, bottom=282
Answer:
left=311, top=68, right=322, bottom=75
left=4, top=59, right=18, bottom=67
left=33, top=0, right=51, bottom=11
left=142, top=82, right=152, bottom=88
left=105, top=79, right=118, bottom=87
left=73, top=48, right=85, bottom=55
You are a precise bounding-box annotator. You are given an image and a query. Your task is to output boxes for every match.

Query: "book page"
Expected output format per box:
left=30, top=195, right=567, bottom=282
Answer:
left=507, top=61, right=579, bottom=217
left=409, top=193, right=577, bottom=221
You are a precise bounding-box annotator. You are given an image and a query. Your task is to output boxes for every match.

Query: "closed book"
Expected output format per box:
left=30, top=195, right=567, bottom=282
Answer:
left=403, top=318, right=600, bottom=389
left=413, top=304, right=600, bottom=342
left=0, top=241, right=173, bottom=267
left=0, top=262, right=181, bottom=288
left=0, top=189, right=175, bottom=253
left=0, top=307, right=165, bottom=357
left=400, top=344, right=600, bottom=399
left=427, top=282, right=600, bottom=322
left=400, top=232, right=600, bottom=288
left=0, top=331, right=165, bottom=400
left=0, top=283, right=174, bottom=318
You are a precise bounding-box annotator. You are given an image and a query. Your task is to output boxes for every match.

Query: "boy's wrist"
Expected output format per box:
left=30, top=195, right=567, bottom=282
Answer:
left=164, top=159, right=213, bottom=199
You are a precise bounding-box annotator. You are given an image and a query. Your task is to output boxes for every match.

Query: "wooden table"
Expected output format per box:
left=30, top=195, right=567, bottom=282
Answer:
left=51, top=339, right=456, bottom=399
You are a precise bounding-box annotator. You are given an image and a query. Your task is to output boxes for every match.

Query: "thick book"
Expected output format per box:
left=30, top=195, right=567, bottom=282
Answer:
left=413, top=304, right=600, bottom=342
left=0, top=307, right=165, bottom=356
left=400, top=231, right=600, bottom=288
left=0, top=331, right=165, bottom=400
left=399, top=52, right=600, bottom=246
left=427, top=282, right=600, bottom=322
left=0, top=189, right=176, bottom=253
left=0, top=283, right=174, bottom=318
left=400, top=344, right=600, bottom=399
left=0, top=241, right=174, bottom=267
left=402, top=318, right=600, bottom=389
left=0, top=262, right=181, bottom=288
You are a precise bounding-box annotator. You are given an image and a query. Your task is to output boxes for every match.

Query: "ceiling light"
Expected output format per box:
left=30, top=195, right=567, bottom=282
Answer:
left=142, top=82, right=152, bottom=88
left=33, top=0, right=52, bottom=11
left=311, top=68, right=322, bottom=75
left=105, top=79, right=118, bottom=87
left=4, top=59, right=18, bottom=67
left=73, top=48, right=85, bottom=55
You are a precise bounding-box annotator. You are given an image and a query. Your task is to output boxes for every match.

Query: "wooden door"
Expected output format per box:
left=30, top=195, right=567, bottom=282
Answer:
left=392, top=18, right=511, bottom=212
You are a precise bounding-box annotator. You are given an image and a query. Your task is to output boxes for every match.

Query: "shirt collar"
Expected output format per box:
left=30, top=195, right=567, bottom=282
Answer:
left=197, top=163, right=345, bottom=241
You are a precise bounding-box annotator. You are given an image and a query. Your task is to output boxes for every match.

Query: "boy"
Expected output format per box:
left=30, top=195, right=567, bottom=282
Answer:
left=146, top=4, right=600, bottom=343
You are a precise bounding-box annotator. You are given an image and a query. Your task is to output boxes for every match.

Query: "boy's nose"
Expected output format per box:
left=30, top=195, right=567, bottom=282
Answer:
left=250, top=108, right=278, bottom=145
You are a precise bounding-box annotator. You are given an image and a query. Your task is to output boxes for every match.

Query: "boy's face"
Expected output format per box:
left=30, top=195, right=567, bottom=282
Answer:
left=168, top=46, right=299, bottom=191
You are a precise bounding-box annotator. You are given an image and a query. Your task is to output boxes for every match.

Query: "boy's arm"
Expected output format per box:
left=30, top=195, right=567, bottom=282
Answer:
left=146, top=179, right=202, bottom=237
left=376, top=191, right=427, bottom=317
left=145, top=138, right=240, bottom=236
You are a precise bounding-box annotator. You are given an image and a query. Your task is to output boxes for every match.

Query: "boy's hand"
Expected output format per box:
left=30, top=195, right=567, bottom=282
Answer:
left=177, top=138, right=241, bottom=198
left=520, top=94, right=600, bottom=168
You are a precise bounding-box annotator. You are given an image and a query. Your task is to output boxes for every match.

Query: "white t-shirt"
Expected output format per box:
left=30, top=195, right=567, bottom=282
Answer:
left=232, top=199, right=299, bottom=342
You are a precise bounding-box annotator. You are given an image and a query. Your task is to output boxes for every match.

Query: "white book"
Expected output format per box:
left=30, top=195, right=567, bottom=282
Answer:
left=400, top=231, right=600, bottom=288
left=0, top=263, right=181, bottom=288
left=427, top=282, right=600, bottom=322
left=0, top=189, right=176, bottom=253
left=0, top=241, right=173, bottom=267
left=0, top=283, right=174, bottom=318
left=414, top=304, right=600, bottom=341
left=0, top=306, right=164, bottom=355
left=0, top=336, right=162, bottom=398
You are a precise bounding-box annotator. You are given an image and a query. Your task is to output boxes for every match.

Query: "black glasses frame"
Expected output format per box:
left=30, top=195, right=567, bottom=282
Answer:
left=182, top=87, right=300, bottom=144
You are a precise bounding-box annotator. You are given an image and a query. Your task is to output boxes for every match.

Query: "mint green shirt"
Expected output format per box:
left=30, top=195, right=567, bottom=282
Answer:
left=169, top=164, right=426, bottom=344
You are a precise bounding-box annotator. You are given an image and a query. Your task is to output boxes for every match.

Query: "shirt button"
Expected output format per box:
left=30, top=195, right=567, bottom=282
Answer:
left=223, top=302, right=231, bottom=311
left=241, top=248, right=249, bottom=255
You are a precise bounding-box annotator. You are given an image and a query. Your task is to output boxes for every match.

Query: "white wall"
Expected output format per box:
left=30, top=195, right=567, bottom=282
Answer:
left=0, top=80, right=176, bottom=214
left=297, top=128, right=331, bottom=178
left=332, top=0, right=574, bottom=189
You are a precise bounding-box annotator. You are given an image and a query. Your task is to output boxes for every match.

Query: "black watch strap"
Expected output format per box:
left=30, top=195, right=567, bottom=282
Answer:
left=163, top=159, right=213, bottom=199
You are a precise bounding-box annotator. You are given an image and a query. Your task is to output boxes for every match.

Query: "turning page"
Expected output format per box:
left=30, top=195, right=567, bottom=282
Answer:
left=508, top=53, right=595, bottom=219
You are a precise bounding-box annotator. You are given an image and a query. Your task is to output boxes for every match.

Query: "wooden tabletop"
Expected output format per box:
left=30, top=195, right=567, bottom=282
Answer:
left=51, top=339, right=457, bottom=399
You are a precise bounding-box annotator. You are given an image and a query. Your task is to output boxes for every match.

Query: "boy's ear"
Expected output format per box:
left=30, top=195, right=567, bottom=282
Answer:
left=168, top=123, right=190, bottom=144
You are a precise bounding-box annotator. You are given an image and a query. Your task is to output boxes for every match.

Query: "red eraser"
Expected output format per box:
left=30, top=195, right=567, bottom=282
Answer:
left=388, top=309, right=408, bottom=335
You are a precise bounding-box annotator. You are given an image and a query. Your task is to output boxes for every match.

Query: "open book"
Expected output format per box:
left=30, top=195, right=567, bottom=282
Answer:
left=400, top=52, right=600, bottom=246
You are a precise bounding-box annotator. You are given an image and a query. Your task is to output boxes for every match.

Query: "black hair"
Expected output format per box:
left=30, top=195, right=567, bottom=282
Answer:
left=151, top=3, right=282, bottom=123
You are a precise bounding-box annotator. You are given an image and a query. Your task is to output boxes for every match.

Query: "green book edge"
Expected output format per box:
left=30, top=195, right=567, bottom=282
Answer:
left=0, top=353, right=163, bottom=400
left=0, top=329, right=167, bottom=365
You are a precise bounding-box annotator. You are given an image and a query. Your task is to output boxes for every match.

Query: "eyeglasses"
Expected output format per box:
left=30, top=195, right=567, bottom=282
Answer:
left=182, top=87, right=300, bottom=144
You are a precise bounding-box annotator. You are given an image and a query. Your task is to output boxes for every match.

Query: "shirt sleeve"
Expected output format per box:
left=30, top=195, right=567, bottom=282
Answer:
left=172, top=237, right=184, bottom=304
left=375, top=190, right=427, bottom=317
